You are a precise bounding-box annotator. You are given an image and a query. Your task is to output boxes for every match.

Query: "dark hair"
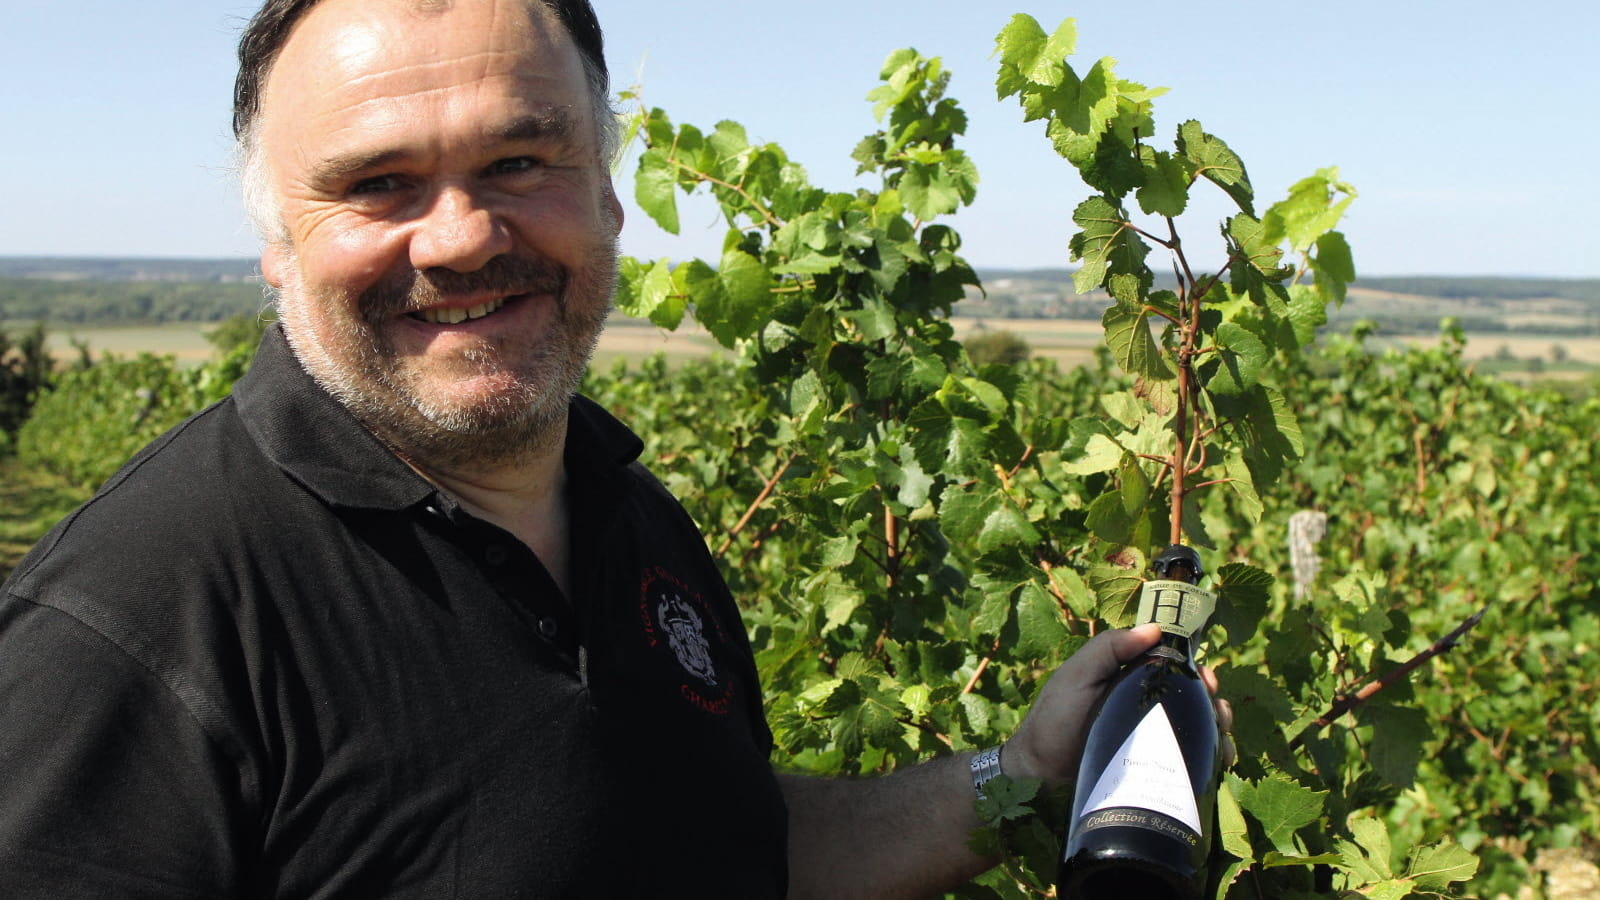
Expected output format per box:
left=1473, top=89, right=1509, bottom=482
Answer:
left=232, top=0, right=610, bottom=141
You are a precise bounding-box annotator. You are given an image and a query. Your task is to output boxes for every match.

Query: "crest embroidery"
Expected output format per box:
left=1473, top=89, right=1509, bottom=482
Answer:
left=658, top=592, right=717, bottom=685
left=638, top=566, right=735, bottom=715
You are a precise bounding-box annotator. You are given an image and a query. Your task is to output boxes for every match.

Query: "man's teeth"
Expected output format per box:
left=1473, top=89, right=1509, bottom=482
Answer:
left=414, top=297, right=507, bottom=324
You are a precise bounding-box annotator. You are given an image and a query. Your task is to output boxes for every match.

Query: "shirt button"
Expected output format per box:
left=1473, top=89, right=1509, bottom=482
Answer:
left=483, top=544, right=508, bottom=566
left=538, top=616, right=560, bottom=639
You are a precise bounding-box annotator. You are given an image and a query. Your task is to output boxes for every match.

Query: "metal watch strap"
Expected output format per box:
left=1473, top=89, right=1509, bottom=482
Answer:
left=970, top=745, right=1004, bottom=797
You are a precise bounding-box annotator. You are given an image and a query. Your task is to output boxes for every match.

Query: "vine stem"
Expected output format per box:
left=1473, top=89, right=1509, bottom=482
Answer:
left=1287, top=606, right=1488, bottom=750
left=1168, top=218, right=1203, bottom=547
left=714, top=452, right=796, bottom=557
left=961, top=638, right=1001, bottom=695
left=661, top=154, right=783, bottom=229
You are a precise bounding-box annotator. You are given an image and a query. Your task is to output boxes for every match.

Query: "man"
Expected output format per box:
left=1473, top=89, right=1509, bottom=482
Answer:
left=0, top=0, right=1227, bottom=896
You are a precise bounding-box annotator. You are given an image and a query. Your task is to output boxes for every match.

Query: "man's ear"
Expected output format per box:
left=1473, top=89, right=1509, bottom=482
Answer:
left=261, top=242, right=288, bottom=289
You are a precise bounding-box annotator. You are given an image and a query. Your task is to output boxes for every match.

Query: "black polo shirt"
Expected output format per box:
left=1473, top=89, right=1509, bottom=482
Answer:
left=0, top=327, right=788, bottom=898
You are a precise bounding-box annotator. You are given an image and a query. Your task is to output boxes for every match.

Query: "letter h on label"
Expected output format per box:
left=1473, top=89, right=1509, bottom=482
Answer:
left=1151, top=586, right=1188, bottom=627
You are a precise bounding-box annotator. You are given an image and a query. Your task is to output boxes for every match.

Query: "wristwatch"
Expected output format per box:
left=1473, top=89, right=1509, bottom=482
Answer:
left=970, top=744, right=1004, bottom=798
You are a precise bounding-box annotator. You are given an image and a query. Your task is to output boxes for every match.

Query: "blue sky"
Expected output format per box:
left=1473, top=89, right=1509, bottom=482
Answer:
left=3, top=0, right=1595, bottom=277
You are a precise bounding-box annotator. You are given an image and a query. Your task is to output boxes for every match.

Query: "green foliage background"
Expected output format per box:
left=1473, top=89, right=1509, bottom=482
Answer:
left=2, top=15, right=1595, bottom=899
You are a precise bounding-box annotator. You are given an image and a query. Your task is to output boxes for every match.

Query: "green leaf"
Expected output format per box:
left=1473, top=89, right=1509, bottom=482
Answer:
left=1015, top=582, right=1068, bottom=660
left=1087, top=552, right=1145, bottom=626
left=971, top=584, right=1013, bottom=638
left=1260, top=166, right=1355, bottom=253
left=973, top=773, right=1042, bottom=822
left=1215, top=666, right=1293, bottom=754
left=1312, top=230, right=1356, bottom=307
left=900, top=162, right=957, bottom=222
left=707, top=119, right=750, bottom=163
left=979, top=501, right=1042, bottom=555
left=818, top=574, right=863, bottom=634
left=1285, top=284, right=1329, bottom=347
left=1205, top=321, right=1269, bottom=396
left=1068, top=196, right=1148, bottom=294
left=1176, top=120, right=1253, bottom=215
left=1135, top=147, right=1191, bottom=217
left=621, top=258, right=683, bottom=329
left=1063, top=432, right=1124, bottom=475
left=1224, top=213, right=1290, bottom=281
left=901, top=683, right=932, bottom=719
left=1405, top=839, right=1479, bottom=889
left=995, top=14, right=1077, bottom=93
left=1212, top=562, right=1272, bottom=646
left=1222, top=448, right=1264, bottom=524
left=1085, top=491, right=1136, bottom=546
left=1102, top=302, right=1175, bottom=381
left=1231, top=772, right=1325, bottom=857
left=1346, top=816, right=1395, bottom=880
left=1215, top=772, right=1254, bottom=861
left=1118, top=454, right=1151, bottom=516
left=634, top=149, right=681, bottom=234
left=1360, top=703, right=1430, bottom=788
left=714, top=248, right=775, bottom=340
left=1049, top=565, right=1098, bottom=619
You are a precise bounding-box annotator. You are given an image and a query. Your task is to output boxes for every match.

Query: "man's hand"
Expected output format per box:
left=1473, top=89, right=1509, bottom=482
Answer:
left=1005, top=624, right=1236, bottom=787
left=781, top=625, right=1236, bottom=900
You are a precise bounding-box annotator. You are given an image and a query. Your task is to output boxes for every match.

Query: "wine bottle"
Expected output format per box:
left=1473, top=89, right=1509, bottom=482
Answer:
left=1057, top=545, right=1220, bottom=899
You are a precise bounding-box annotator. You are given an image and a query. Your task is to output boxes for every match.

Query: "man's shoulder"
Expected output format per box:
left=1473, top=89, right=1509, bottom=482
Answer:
left=5, top=393, right=306, bottom=614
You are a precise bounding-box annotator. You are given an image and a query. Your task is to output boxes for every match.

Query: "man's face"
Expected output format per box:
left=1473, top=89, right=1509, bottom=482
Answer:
left=256, top=0, right=622, bottom=467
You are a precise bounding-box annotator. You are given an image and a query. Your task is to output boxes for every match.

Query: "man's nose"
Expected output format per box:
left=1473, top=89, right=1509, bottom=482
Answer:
left=408, top=187, right=513, bottom=273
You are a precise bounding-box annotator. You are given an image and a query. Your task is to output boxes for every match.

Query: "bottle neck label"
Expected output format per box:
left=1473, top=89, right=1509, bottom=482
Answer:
left=1136, top=580, right=1216, bottom=639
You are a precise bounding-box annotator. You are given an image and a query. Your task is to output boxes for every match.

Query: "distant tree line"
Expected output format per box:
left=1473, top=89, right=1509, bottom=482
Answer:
left=977, top=269, right=1600, bottom=307
left=0, top=278, right=265, bottom=325
left=1350, top=275, right=1600, bottom=305
left=0, top=257, right=259, bottom=282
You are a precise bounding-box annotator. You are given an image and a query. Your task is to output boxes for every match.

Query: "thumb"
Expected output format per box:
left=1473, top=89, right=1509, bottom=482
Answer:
left=1067, top=623, right=1162, bottom=688
left=1111, top=623, right=1163, bottom=664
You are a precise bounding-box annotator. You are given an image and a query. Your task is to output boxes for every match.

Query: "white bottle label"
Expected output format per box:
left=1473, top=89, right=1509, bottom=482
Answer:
left=1079, top=704, right=1202, bottom=834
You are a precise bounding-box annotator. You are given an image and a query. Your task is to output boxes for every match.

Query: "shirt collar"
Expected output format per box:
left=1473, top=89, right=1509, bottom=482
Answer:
left=233, top=325, right=644, bottom=511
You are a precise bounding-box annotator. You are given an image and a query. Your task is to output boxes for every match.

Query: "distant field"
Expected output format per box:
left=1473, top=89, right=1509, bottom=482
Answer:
left=13, top=316, right=1598, bottom=375
left=17, top=318, right=728, bottom=370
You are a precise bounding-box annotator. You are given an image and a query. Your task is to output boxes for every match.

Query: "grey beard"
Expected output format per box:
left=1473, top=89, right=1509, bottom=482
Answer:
left=278, top=244, right=615, bottom=473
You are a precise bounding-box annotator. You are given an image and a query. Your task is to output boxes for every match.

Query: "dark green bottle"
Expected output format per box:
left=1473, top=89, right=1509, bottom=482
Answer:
left=1057, top=545, right=1220, bottom=899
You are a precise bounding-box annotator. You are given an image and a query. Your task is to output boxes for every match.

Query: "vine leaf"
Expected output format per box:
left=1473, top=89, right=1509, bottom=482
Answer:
left=1312, top=230, right=1357, bottom=306
left=1068, top=196, right=1149, bottom=294
left=634, top=148, right=681, bottom=234
left=1205, top=321, right=1269, bottom=396
left=1211, top=562, right=1272, bottom=647
left=1176, top=120, right=1254, bottom=215
left=1359, top=703, right=1430, bottom=788
left=994, top=14, right=1077, bottom=95
left=1135, top=147, right=1191, bottom=217
left=1015, top=582, right=1069, bottom=661
left=1102, top=302, right=1174, bottom=380
left=1087, top=550, right=1146, bottom=626
left=1261, top=166, right=1356, bottom=253
left=1229, top=771, right=1326, bottom=857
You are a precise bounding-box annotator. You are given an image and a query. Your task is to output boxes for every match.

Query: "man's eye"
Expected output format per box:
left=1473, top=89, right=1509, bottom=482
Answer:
left=350, top=174, right=405, bottom=195
left=488, top=156, right=540, bottom=176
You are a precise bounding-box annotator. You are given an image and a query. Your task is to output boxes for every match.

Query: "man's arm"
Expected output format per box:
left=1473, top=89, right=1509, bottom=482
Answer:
left=781, top=625, right=1190, bottom=900
left=0, top=597, right=244, bottom=898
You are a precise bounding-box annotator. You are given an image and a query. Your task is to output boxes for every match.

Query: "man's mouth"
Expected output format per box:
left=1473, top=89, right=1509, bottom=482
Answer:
left=409, top=296, right=510, bottom=325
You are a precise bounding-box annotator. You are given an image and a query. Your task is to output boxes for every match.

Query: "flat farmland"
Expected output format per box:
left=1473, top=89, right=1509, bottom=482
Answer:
left=18, top=317, right=1599, bottom=376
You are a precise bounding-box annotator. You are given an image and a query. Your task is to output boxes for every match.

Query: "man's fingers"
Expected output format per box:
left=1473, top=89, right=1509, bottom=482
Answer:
left=1110, top=623, right=1162, bottom=664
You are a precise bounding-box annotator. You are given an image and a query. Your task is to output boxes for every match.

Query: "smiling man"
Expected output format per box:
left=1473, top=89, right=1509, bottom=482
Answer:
left=0, top=1, right=1226, bottom=897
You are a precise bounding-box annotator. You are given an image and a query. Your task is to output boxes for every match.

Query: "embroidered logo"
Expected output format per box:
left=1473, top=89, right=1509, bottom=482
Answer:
left=639, top=566, right=734, bottom=716
left=658, top=593, right=717, bottom=686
